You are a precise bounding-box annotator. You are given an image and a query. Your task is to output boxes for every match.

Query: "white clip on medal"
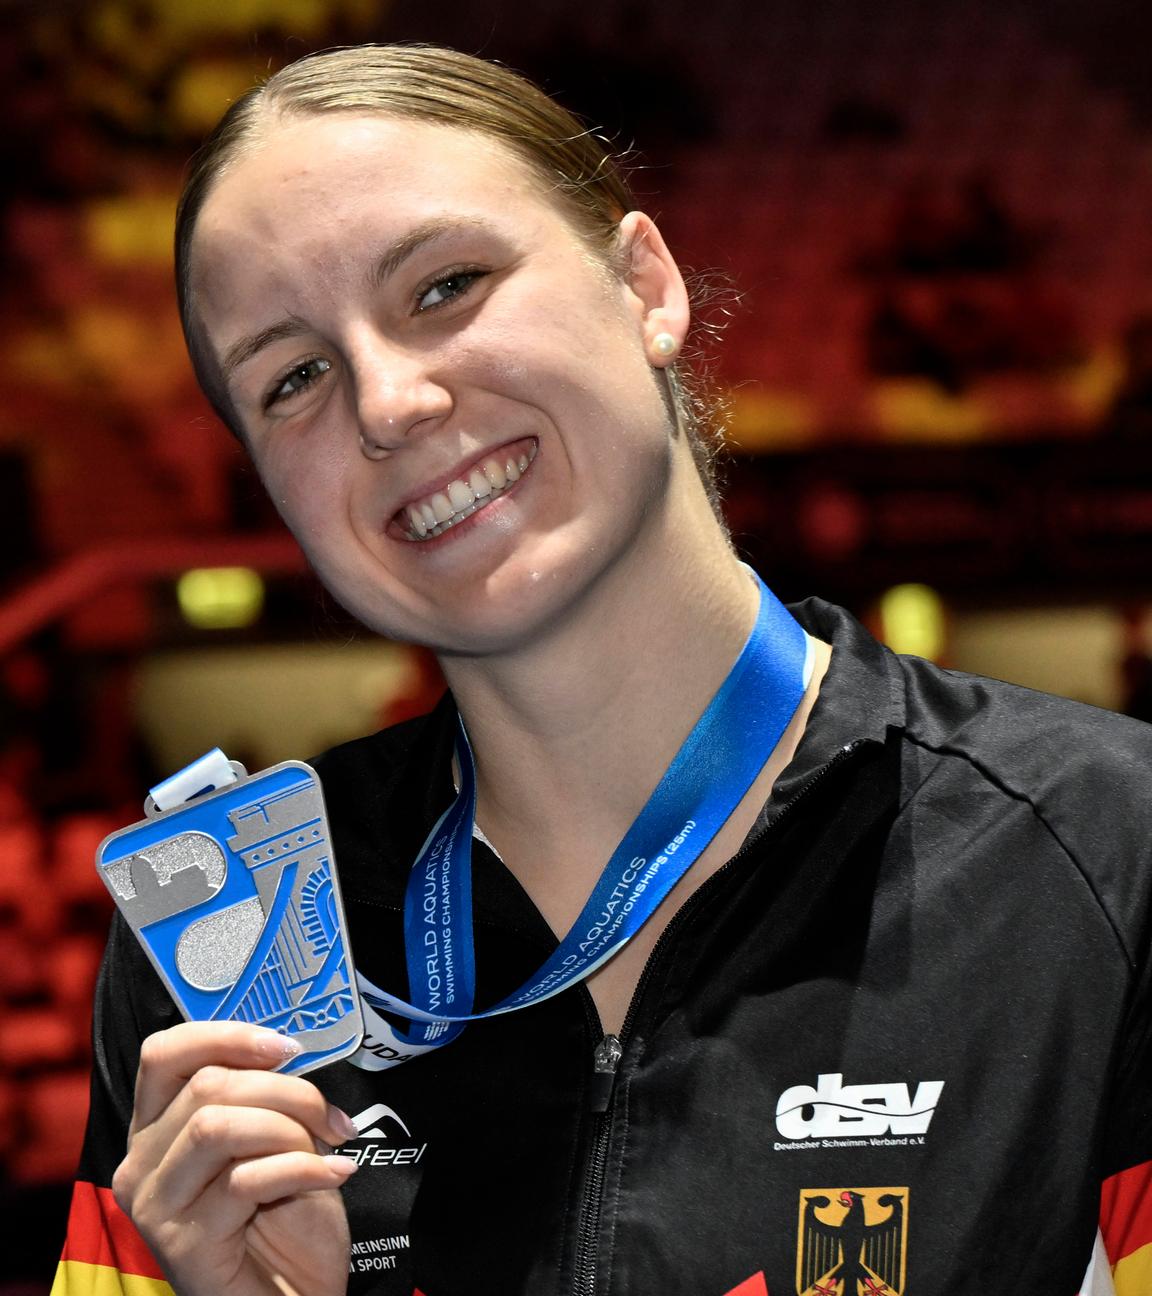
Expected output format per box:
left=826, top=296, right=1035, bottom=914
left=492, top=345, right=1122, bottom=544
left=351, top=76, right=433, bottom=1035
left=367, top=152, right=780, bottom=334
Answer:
left=96, top=749, right=364, bottom=1075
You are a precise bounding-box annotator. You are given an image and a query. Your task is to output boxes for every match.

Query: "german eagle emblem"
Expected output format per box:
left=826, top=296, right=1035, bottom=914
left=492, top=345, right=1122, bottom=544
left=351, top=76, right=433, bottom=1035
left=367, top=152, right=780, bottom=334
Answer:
left=796, top=1187, right=908, bottom=1296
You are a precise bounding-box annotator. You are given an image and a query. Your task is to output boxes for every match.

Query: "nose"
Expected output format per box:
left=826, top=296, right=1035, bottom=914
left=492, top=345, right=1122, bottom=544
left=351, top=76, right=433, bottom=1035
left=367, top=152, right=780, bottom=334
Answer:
left=351, top=336, right=453, bottom=459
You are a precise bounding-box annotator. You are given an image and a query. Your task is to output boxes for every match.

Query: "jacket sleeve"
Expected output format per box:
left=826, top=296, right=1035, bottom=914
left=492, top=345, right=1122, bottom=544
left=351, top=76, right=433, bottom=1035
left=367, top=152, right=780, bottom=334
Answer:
left=52, top=912, right=180, bottom=1296
left=1098, top=1081, right=1152, bottom=1292
left=1097, top=880, right=1152, bottom=1293
left=1100, top=1162, right=1152, bottom=1295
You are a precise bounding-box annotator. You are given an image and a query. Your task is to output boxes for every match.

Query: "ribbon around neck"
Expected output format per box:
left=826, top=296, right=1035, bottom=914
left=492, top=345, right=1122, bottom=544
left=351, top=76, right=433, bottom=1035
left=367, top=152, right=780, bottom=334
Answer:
left=350, top=572, right=811, bottom=1069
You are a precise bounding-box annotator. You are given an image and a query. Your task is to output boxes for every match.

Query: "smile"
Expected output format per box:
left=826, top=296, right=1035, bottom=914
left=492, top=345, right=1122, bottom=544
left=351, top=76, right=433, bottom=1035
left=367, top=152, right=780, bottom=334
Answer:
left=399, top=439, right=538, bottom=541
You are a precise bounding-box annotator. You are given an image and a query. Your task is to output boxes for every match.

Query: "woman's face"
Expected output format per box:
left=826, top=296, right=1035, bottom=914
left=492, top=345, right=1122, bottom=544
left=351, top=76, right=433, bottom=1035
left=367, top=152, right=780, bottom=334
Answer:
left=189, top=113, right=690, bottom=654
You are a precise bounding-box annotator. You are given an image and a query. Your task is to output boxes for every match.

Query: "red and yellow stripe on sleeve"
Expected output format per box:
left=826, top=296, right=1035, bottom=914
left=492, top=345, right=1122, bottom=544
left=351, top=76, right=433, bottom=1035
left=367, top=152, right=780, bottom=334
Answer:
left=1101, top=1160, right=1152, bottom=1294
left=51, top=1181, right=173, bottom=1296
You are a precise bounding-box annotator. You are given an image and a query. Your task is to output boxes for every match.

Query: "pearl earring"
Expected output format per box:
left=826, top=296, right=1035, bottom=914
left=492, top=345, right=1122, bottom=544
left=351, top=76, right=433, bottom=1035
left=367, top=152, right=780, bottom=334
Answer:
left=652, top=332, right=678, bottom=359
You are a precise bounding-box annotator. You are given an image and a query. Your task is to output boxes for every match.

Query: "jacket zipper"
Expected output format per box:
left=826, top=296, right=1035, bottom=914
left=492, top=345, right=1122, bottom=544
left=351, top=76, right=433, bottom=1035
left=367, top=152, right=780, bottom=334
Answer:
left=567, top=740, right=873, bottom=1296
left=572, top=1034, right=623, bottom=1296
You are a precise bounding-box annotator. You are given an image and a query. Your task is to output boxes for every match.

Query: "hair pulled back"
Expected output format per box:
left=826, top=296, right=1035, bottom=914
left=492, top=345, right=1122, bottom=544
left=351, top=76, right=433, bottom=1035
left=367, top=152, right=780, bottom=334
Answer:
left=175, top=43, right=724, bottom=501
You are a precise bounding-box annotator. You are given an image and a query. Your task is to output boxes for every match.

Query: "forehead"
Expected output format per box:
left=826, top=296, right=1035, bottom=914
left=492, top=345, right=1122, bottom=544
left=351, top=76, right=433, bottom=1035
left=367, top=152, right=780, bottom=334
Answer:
left=193, top=113, right=562, bottom=270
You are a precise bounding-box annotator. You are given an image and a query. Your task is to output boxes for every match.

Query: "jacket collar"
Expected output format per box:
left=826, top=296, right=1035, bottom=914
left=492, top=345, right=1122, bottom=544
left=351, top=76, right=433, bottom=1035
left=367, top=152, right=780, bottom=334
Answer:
left=766, top=596, right=904, bottom=808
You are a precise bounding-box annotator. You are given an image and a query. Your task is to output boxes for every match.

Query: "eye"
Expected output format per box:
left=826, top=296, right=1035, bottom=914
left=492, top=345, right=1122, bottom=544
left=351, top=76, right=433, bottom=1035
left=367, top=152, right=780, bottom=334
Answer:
left=416, top=268, right=486, bottom=312
left=264, top=357, right=332, bottom=411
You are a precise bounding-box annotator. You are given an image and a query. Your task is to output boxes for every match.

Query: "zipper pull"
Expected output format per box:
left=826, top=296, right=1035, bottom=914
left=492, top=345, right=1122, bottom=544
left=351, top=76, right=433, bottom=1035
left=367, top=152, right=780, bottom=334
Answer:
left=588, top=1033, right=623, bottom=1113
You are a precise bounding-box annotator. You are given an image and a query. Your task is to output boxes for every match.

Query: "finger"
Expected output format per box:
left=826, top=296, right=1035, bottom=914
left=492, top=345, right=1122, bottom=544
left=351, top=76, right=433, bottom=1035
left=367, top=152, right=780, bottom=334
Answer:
left=225, top=1151, right=357, bottom=1221
left=148, top=1106, right=328, bottom=1217
left=161, top=1152, right=357, bottom=1250
left=160, top=1064, right=358, bottom=1151
left=131, top=1023, right=302, bottom=1132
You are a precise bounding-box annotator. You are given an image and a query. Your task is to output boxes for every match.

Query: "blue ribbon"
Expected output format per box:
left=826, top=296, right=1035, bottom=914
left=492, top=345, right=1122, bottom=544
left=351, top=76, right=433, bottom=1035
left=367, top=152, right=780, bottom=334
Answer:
left=355, top=573, right=810, bottom=1056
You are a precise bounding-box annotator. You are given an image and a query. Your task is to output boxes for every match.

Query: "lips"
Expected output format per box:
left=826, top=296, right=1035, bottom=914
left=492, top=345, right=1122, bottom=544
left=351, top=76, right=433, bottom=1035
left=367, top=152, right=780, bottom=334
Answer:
left=396, top=438, right=538, bottom=541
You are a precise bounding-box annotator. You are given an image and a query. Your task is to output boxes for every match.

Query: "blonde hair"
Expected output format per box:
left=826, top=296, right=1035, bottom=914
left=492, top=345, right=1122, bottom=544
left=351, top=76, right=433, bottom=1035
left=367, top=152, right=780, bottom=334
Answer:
left=175, top=43, right=724, bottom=503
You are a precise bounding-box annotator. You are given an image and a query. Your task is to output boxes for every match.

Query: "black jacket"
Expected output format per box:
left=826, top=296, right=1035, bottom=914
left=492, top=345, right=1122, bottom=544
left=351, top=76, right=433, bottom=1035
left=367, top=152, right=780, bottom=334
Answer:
left=64, top=600, right=1152, bottom=1295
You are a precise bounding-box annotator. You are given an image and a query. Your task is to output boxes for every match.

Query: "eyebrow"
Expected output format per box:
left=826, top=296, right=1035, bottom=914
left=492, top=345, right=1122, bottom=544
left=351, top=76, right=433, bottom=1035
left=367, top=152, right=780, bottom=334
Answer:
left=366, top=215, right=491, bottom=290
left=220, top=317, right=310, bottom=383
left=219, top=217, right=492, bottom=384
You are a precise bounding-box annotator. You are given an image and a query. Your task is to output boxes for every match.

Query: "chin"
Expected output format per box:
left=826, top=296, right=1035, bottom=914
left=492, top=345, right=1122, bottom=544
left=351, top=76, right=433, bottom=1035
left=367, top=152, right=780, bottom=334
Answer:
left=309, top=566, right=546, bottom=657
left=419, top=588, right=578, bottom=659
left=310, top=513, right=641, bottom=655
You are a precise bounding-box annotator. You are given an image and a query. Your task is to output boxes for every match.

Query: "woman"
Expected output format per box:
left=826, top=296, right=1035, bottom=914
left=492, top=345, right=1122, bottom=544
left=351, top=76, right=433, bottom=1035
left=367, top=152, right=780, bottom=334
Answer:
left=58, top=45, right=1152, bottom=1296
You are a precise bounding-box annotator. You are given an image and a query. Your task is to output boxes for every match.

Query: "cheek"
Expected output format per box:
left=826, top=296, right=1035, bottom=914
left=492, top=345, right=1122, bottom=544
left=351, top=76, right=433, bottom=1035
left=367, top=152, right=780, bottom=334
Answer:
left=480, top=302, right=657, bottom=440
left=483, top=258, right=645, bottom=381
left=250, top=428, right=355, bottom=538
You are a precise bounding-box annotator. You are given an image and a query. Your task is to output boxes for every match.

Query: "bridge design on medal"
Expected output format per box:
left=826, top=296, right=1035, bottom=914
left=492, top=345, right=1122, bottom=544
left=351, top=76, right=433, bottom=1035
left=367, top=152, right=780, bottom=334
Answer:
left=212, top=783, right=356, bottom=1046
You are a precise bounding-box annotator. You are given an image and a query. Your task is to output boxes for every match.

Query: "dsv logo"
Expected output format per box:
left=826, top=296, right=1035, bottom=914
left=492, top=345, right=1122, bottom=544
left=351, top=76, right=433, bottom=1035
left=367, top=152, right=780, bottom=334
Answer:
left=775, top=1072, right=945, bottom=1141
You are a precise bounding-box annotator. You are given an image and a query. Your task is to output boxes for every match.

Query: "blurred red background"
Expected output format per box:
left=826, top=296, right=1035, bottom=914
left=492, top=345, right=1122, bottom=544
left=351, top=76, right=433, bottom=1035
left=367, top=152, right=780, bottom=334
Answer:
left=7, top=1, right=1152, bottom=1287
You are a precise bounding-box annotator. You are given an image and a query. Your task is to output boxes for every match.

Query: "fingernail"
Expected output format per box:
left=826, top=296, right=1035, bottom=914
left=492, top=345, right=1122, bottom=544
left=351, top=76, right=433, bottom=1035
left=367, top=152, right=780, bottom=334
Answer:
left=324, top=1154, right=358, bottom=1176
left=329, top=1105, right=359, bottom=1142
left=255, top=1030, right=301, bottom=1060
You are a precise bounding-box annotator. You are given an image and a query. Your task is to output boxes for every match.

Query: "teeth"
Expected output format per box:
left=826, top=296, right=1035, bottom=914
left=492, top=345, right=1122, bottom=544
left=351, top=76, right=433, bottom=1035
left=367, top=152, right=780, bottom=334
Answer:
left=400, top=441, right=537, bottom=541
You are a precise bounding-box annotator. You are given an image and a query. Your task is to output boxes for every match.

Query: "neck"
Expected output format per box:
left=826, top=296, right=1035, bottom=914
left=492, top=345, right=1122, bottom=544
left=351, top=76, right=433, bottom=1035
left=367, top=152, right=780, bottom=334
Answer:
left=439, top=513, right=769, bottom=879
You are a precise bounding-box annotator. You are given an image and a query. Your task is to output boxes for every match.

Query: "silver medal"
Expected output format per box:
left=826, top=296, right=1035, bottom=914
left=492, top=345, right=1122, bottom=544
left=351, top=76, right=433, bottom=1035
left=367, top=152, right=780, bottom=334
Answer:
left=97, top=751, right=364, bottom=1074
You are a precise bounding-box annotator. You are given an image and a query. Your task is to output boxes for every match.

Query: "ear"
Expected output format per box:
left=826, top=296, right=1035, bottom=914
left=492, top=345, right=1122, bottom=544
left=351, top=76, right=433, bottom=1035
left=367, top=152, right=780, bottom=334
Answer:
left=617, top=211, right=691, bottom=366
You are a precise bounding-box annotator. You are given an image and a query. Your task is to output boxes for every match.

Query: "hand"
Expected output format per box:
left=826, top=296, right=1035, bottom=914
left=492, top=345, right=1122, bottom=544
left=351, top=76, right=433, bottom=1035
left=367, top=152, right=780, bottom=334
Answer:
left=112, top=1022, right=359, bottom=1296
